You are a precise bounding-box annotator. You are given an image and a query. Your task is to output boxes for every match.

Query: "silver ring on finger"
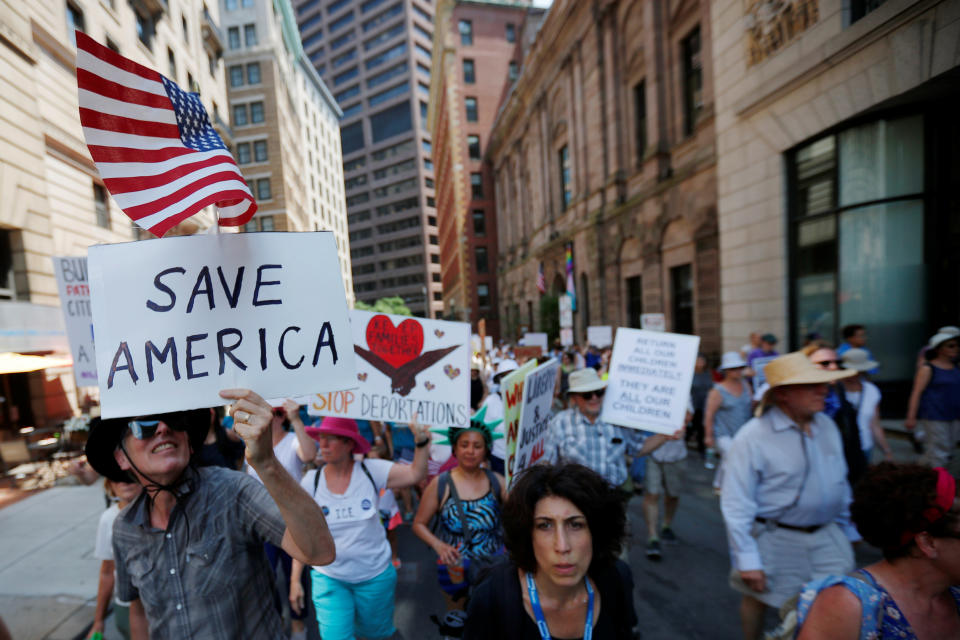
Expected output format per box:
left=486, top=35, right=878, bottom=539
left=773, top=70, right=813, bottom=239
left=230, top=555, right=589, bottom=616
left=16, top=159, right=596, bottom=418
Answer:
left=235, top=410, right=249, bottom=423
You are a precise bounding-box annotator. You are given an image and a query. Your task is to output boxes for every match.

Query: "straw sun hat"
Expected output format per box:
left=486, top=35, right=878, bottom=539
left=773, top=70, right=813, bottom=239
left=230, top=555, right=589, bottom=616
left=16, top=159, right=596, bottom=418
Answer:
left=756, top=351, right=855, bottom=415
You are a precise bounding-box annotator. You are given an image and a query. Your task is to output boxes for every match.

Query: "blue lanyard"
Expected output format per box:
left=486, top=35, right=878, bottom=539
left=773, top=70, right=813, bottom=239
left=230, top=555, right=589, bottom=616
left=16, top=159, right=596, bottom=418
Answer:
left=526, top=572, right=595, bottom=640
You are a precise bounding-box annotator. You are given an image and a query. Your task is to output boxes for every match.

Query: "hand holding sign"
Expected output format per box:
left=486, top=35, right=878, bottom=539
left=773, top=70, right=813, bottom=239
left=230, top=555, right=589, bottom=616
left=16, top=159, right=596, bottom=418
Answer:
left=408, top=410, right=431, bottom=445
left=221, top=388, right=274, bottom=467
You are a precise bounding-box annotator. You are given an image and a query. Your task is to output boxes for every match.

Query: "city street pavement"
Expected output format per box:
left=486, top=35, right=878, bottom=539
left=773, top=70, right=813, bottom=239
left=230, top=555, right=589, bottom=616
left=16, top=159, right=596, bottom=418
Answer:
left=1, top=434, right=916, bottom=640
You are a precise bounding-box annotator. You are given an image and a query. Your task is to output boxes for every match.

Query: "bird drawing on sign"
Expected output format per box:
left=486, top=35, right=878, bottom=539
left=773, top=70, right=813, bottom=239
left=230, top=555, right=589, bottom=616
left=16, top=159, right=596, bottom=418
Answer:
left=354, top=344, right=460, bottom=396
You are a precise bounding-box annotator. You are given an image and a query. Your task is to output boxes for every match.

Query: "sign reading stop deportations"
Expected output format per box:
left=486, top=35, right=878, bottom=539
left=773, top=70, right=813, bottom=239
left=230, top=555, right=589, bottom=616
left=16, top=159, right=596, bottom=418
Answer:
left=89, top=232, right=355, bottom=418
left=600, top=328, right=699, bottom=435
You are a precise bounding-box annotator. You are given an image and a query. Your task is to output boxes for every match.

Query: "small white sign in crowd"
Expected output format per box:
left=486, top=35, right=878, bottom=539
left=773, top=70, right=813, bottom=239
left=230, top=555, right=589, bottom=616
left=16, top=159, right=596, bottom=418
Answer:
left=53, top=256, right=97, bottom=386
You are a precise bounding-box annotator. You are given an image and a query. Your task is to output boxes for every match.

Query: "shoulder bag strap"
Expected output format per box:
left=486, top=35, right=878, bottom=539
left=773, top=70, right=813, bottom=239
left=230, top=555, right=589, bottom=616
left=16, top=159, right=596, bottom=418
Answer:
left=484, top=468, right=501, bottom=504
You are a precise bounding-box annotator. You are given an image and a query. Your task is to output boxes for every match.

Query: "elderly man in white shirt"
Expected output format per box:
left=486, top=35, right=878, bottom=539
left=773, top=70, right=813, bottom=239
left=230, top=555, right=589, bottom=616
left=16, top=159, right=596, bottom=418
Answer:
left=720, top=351, right=860, bottom=640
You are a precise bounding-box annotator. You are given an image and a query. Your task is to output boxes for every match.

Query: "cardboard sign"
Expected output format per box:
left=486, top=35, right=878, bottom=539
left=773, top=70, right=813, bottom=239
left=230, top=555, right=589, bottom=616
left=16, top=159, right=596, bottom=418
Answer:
left=640, top=313, right=666, bottom=332
left=502, top=359, right=538, bottom=487
left=511, top=358, right=560, bottom=486
left=587, top=325, right=613, bottom=348
left=600, top=328, right=700, bottom=435
left=559, top=328, right=574, bottom=347
left=513, top=345, right=543, bottom=363
left=558, top=295, right=573, bottom=328
left=305, top=310, right=471, bottom=427
left=53, top=256, right=97, bottom=386
left=89, top=232, right=355, bottom=418
left=523, top=332, right=549, bottom=353
left=751, top=355, right=778, bottom=392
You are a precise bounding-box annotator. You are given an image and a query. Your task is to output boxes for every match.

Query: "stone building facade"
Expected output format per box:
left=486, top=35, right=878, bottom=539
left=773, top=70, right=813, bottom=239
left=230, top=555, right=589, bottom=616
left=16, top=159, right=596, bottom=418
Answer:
left=488, top=0, right=720, bottom=354
left=429, top=0, right=531, bottom=338
left=0, top=0, right=229, bottom=431
left=711, top=0, right=960, bottom=405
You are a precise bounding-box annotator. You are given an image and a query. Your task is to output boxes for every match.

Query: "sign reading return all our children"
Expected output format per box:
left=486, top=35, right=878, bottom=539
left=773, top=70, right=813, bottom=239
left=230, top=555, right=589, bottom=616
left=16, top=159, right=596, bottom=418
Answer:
left=88, top=232, right=355, bottom=418
left=511, top=358, right=560, bottom=485
left=600, top=328, right=700, bottom=436
left=305, top=310, right=471, bottom=427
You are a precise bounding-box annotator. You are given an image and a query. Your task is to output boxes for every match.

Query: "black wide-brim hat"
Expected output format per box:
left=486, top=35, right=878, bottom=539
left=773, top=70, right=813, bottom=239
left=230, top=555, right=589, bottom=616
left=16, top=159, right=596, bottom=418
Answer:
left=84, top=409, right=210, bottom=483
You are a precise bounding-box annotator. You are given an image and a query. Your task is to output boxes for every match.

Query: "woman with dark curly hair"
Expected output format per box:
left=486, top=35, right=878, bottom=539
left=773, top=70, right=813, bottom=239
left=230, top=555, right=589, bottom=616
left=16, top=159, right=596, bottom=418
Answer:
left=463, top=463, right=636, bottom=640
left=795, top=462, right=960, bottom=639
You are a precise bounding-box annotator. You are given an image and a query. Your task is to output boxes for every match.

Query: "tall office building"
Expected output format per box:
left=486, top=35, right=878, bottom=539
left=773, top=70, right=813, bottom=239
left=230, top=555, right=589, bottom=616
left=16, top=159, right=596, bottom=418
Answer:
left=222, top=0, right=353, bottom=304
left=293, top=0, right=442, bottom=318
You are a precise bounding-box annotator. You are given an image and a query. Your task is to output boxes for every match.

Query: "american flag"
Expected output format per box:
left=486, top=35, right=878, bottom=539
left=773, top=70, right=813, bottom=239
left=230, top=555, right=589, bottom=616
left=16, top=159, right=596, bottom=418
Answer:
left=536, top=262, right=546, bottom=294
left=75, top=31, right=256, bottom=238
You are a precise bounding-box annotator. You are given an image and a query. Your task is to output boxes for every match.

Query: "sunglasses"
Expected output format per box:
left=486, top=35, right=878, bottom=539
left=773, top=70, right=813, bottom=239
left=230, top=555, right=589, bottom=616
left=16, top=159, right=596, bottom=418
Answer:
left=126, top=413, right=190, bottom=440
left=813, top=360, right=844, bottom=368
left=577, top=389, right=606, bottom=400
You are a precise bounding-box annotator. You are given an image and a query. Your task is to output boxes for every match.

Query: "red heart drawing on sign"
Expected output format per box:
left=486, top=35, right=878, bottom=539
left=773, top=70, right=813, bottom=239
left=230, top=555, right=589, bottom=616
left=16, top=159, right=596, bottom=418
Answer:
left=365, top=315, right=424, bottom=369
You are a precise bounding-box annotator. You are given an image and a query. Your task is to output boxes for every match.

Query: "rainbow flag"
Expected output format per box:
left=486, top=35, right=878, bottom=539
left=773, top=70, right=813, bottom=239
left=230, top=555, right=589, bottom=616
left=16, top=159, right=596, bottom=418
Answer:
left=565, top=244, right=576, bottom=311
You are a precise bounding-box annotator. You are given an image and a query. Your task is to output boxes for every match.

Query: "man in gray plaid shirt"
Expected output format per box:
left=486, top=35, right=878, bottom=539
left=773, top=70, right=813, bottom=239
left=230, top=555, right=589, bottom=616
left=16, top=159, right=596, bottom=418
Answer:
left=544, top=368, right=673, bottom=487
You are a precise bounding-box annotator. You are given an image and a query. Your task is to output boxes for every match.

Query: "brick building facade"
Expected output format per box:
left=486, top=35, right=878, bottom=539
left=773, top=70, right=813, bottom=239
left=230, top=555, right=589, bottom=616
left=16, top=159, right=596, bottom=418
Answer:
left=429, top=0, right=530, bottom=338
left=488, top=0, right=720, bottom=354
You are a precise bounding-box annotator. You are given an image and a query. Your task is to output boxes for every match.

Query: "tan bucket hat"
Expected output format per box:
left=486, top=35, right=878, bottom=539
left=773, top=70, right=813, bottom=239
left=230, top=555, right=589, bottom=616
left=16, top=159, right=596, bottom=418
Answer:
left=756, top=351, right=855, bottom=415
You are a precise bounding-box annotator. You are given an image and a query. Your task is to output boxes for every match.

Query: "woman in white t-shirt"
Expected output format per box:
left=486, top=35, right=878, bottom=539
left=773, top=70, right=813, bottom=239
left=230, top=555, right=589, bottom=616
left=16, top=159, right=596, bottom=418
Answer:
left=89, top=478, right=142, bottom=640
left=290, top=416, right=431, bottom=640
left=840, top=348, right=894, bottom=461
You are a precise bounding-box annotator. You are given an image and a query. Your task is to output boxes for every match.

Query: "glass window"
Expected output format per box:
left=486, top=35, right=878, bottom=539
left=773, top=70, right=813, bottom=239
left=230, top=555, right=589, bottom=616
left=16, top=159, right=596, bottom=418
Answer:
left=361, top=0, right=387, bottom=12
left=467, top=135, right=480, bottom=160
left=626, top=276, right=642, bottom=328
left=682, top=26, right=702, bottom=136
left=462, top=59, right=475, bottom=84
left=244, top=23, right=257, bottom=47
left=670, top=264, right=694, bottom=334
left=242, top=0, right=254, bottom=7
left=422, top=139, right=431, bottom=153
left=328, top=0, right=351, bottom=14
left=465, top=97, right=477, bottom=122
left=298, top=0, right=320, bottom=14
left=475, top=247, right=488, bottom=273
left=368, top=81, right=408, bottom=107
left=470, top=172, right=483, bottom=199
left=329, top=11, right=354, bottom=32
left=508, top=61, right=518, bottom=82
left=230, top=65, right=244, bottom=87
left=364, top=22, right=404, bottom=51
left=341, top=102, right=363, bottom=119
left=415, top=43, right=432, bottom=60
left=414, top=24, right=432, bottom=42
left=228, top=26, right=241, bottom=49
left=365, top=42, right=406, bottom=70
left=303, top=29, right=325, bottom=50
left=424, top=158, right=433, bottom=171
left=367, top=62, right=407, bottom=88
left=135, top=10, right=156, bottom=49
left=66, top=1, right=85, bottom=47
left=237, top=142, right=251, bottom=164
left=477, top=283, right=490, bottom=308
left=260, top=215, right=274, bottom=231
left=93, top=183, right=110, bottom=229
left=850, top=0, right=890, bottom=24
left=559, top=145, right=571, bottom=209
left=246, top=62, right=261, bottom=84
left=301, top=13, right=323, bottom=33
left=363, top=3, right=402, bottom=32
left=505, top=23, right=516, bottom=43
left=225, top=0, right=238, bottom=10
left=335, top=84, right=361, bottom=102
left=233, top=104, right=248, bottom=126
left=341, top=121, right=365, bottom=155
left=330, top=30, right=354, bottom=50
left=256, top=178, right=271, bottom=200
left=254, top=140, right=268, bottom=162
left=458, top=19, right=472, bottom=45
left=412, top=4, right=432, bottom=23
left=634, top=81, right=647, bottom=167
left=250, top=101, right=264, bottom=123
left=418, top=82, right=430, bottom=97
left=472, top=210, right=485, bottom=235
left=334, top=66, right=359, bottom=86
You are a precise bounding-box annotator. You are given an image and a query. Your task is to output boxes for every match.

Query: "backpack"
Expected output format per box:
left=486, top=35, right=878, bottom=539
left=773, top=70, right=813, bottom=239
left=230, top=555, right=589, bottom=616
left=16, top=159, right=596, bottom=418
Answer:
left=764, top=570, right=885, bottom=640
left=312, top=460, right=377, bottom=501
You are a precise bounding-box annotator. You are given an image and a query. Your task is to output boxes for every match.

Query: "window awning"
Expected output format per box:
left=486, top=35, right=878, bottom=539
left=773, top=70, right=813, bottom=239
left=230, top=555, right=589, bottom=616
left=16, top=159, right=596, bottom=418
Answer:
left=0, top=352, right=73, bottom=375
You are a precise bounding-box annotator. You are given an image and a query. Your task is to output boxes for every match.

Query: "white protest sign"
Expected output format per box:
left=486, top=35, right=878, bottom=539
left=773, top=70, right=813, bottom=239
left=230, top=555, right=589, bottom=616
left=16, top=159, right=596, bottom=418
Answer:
left=558, top=295, right=573, bottom=328
left=751, top=355, right=778, bottom=392
left=511, top=358, right=559, bottom=485
left=559, top=327, right=574, bottom=347
left=640, top=313, right=666, bottom=332
left=587, top=325, right=613, bottom=348
left=601, top=328, right=700, bottom=435
left=304, top=310, right=471, bottom=427
left=523, top=332, right=549, bottom=353
left=89, top=232, right=355, bottom=418
left=53, top=256, right=97, bottom=386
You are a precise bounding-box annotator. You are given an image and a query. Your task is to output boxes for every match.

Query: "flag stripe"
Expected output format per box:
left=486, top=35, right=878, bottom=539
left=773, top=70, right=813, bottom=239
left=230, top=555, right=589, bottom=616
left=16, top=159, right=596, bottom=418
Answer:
left=79, top=108, right=181, bottom=139
left=134, top=181, right=252, bottom=227
left=75, top=32, right=165, bottom=88
left=75, top=52, right=166, bottom=99
left=86, top=145, right=196, bottom=165
left=111, top=165, right=246, bottom=209
left=94, top=149, right=235, bottom=179
left=218, top=199, right=254, bottom=220
left=77, top=82, right=175, bottom=119
left=82, top=127, right=183, bottom=150
left=145, top=191, right=254, bottom=236
left=124, top=173, right=250, bottom=219
left=103, top=156, right=243, bottom=195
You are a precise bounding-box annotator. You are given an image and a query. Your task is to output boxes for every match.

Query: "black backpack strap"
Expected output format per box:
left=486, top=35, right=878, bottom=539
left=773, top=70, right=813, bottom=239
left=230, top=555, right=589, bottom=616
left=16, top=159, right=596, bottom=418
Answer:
left=360, top=460, right=377, bottom=492
left=484, top=468, right=501, bottom=504
left=312, top=464, right=324, bottom=496
left=436, top=470, right=451, bottom=508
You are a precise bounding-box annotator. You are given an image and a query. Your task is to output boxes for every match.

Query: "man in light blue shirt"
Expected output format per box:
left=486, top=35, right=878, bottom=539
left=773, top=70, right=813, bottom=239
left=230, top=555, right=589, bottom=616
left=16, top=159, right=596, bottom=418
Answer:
left=720, top=352, right=860, bottom=640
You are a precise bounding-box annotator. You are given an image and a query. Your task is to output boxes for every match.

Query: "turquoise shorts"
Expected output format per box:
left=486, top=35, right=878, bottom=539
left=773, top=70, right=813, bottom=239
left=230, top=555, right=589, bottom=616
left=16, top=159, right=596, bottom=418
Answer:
left=310, top=563, right=397, bottom=640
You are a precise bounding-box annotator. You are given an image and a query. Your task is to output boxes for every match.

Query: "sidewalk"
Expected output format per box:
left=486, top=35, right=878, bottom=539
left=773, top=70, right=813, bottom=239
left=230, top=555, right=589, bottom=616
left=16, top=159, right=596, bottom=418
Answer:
left=0, top=483, right=109, bottom=640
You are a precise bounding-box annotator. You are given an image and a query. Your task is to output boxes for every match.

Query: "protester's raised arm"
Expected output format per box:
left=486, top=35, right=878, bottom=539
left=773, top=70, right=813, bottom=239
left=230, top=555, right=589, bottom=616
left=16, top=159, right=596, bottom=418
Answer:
left=221, top=388, right=335, bottom=566
left=386, top=413, right=431, bottom=489
left=284, top=398, right=317, bottom=463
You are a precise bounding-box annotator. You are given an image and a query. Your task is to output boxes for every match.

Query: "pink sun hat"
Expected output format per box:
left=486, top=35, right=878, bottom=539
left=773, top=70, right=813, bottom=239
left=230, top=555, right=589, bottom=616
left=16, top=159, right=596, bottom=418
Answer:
left=305, top=416, right=371, bottom=454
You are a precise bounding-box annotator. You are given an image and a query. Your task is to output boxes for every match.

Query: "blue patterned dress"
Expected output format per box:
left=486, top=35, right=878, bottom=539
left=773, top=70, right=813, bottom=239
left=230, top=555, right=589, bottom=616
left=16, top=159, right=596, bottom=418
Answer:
left=797, top=568, right=960, bottom=639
